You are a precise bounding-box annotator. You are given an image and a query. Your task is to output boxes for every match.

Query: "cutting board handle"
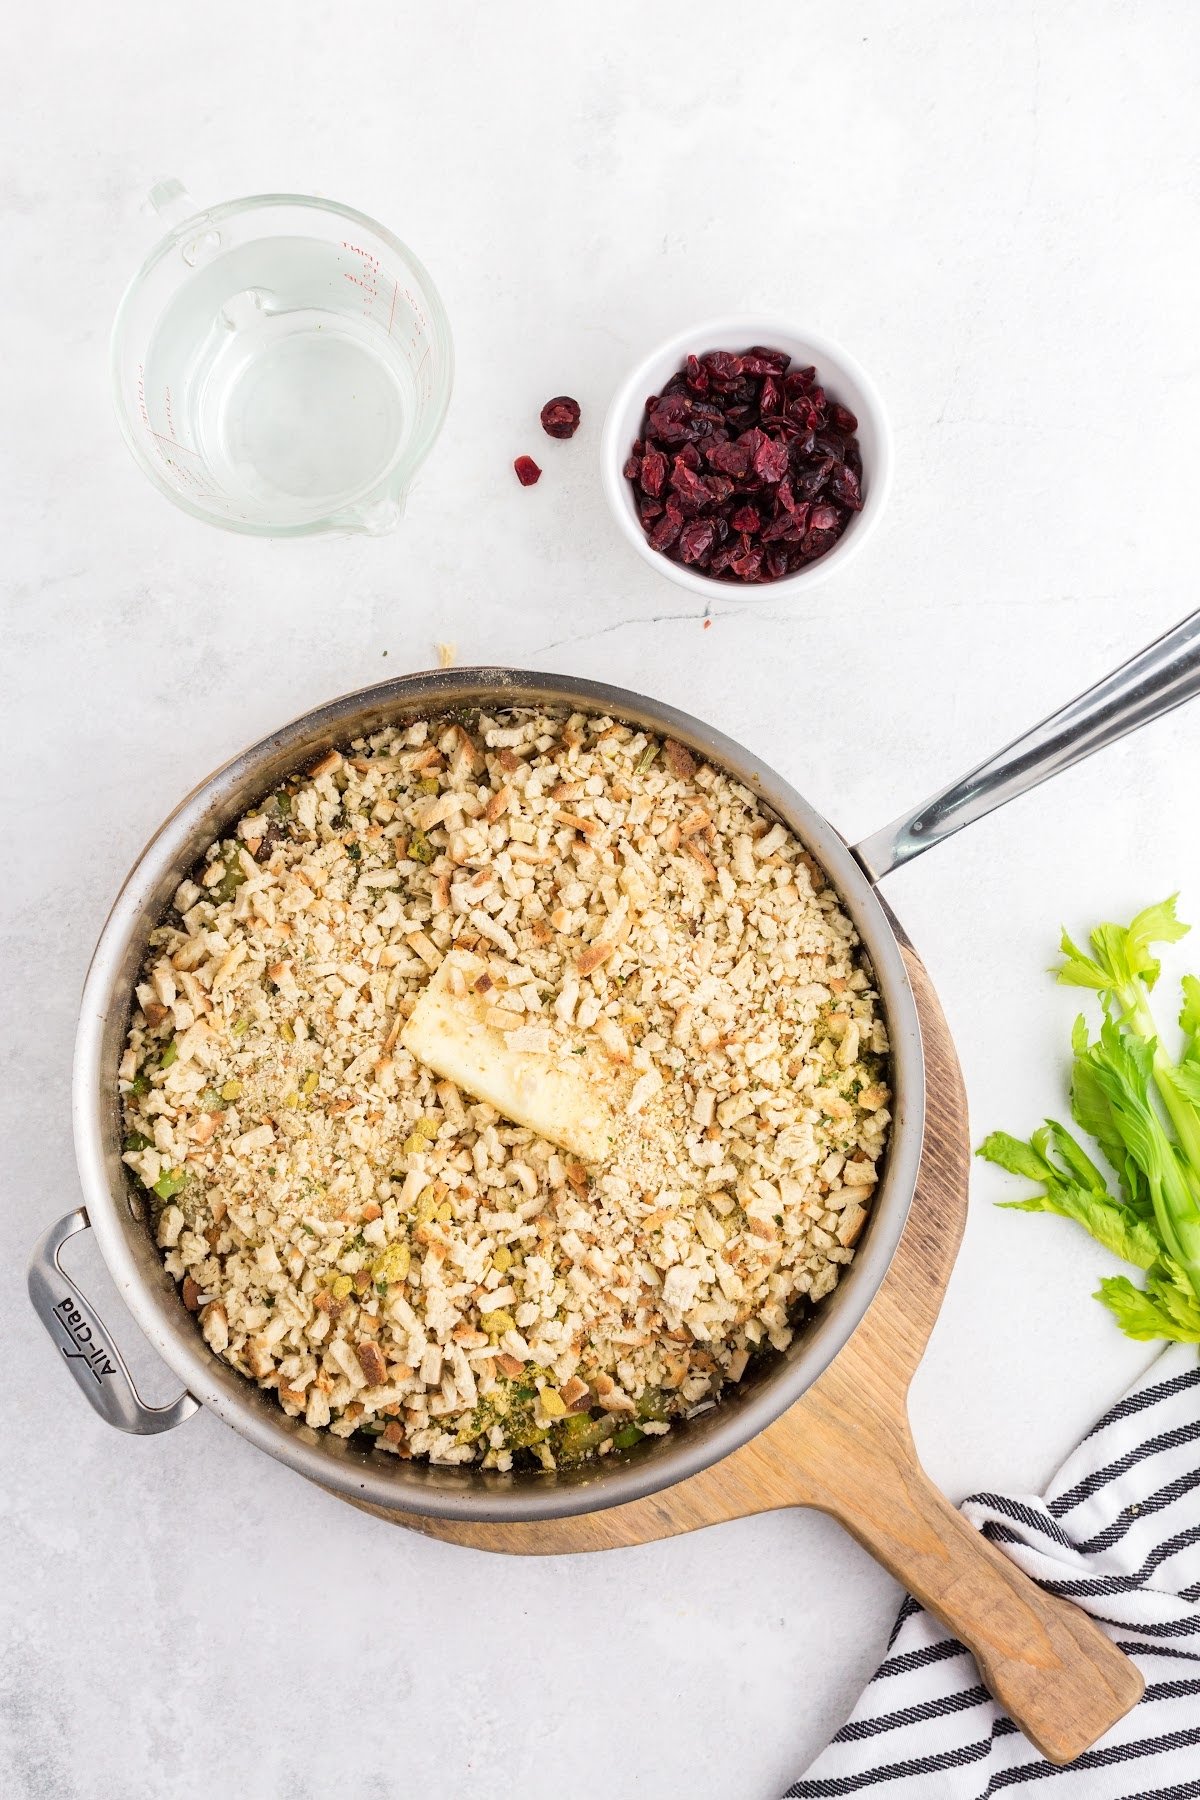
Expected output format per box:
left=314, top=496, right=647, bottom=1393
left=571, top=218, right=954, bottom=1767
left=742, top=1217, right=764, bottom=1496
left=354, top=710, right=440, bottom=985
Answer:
left=793, top=1389, right=1144, bottom=1764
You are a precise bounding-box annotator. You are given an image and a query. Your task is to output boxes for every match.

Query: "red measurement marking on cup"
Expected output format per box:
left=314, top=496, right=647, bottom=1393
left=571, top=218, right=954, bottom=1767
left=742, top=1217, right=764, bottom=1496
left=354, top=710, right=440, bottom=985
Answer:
left=342, top=240, right=381, bottom=316
left=145, top=430, right=204, bottom=459
left=151, top=448, right=204, bottom=493
left=403, top=290, right=429, bottom=334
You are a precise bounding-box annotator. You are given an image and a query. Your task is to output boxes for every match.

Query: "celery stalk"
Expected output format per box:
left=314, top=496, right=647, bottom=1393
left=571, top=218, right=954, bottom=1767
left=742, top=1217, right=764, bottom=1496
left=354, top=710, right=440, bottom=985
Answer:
left=981, top=896, right=1200, bottom=1342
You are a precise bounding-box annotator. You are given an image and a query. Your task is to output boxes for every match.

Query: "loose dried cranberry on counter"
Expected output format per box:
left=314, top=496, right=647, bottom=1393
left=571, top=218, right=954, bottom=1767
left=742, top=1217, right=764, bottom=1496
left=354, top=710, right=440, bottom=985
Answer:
left=540, top=395, right=581, bottom=439
left=622, top=346, right=864, bottom=582
left=514, top=455, right=542, bottom=487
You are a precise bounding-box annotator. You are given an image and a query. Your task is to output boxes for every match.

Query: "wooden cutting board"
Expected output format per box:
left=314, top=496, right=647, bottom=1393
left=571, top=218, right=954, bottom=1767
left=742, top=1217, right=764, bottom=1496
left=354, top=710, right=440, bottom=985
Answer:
left=320, top=931, right=1143, bottom=1765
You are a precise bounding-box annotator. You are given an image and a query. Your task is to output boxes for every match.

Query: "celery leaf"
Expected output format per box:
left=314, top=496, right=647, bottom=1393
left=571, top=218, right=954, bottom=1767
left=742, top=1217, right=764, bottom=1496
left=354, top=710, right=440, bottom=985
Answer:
left=1095, top=1276, right=1200, bottom=1342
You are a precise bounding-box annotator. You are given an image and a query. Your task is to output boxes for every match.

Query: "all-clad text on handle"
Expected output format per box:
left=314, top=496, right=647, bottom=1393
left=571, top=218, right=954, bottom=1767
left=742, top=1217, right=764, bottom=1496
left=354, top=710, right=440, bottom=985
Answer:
left=853, top=607, right=1200, bottom=883
left=27, top=1209, right=199, bottom=1435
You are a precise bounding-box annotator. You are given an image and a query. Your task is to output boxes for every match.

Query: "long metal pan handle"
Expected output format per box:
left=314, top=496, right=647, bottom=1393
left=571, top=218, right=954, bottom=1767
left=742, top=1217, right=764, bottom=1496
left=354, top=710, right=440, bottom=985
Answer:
left=28, top=1209, right=199, bottom=1435
left=852, top=608, right=1200, bottom=883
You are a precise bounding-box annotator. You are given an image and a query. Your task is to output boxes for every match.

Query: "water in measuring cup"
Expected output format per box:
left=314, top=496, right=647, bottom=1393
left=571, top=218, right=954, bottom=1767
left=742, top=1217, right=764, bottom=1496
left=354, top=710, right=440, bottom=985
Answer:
left=143, top=238, right=418, bottom=525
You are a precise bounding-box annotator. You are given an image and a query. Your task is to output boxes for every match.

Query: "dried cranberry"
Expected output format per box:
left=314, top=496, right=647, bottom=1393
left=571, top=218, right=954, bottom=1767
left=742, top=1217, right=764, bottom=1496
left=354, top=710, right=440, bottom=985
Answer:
left=646, top=394, right=694, bottom=443
left=641, top=444, right=668, bottom=497
left=702, top=350, right=744, bottom=388
left=790, top=397, right=821, bottom=434
left=706, top=439, right=752, bottom=477
left=669, top=459, right=712, bottom=510
left=621, top=345, right=864, bottom=582
left=794, top=456, right=835, bottom=498
left=649, top=508, right=683, bottom=552
left=540, top=395, right=581, bottom=439
left=514, top=455, right=541, bottom=487
left=784, top=368, right=816, bottom=399
left=679, top=519, right=716, bottom=565
left=831, top=465, right=863, bottom=510
left=740, top=346, right=791, bottom=375
left=752, top=436, right=789, bottom=484
left=802, top=527, right=840, bottom=559
left=730, top=547, right=763, bottom=581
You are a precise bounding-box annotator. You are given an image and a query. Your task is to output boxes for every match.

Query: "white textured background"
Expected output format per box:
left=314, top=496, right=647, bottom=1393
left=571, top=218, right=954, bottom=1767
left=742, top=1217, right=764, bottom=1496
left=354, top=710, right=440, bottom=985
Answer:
left=4, top=4, right=1200, bottom=1796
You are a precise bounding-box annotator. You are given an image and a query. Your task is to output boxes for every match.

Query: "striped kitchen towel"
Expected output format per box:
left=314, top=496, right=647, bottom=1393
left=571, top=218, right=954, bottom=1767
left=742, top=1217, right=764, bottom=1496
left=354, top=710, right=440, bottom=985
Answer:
left=788, top=1344, right=1200, bottom=1799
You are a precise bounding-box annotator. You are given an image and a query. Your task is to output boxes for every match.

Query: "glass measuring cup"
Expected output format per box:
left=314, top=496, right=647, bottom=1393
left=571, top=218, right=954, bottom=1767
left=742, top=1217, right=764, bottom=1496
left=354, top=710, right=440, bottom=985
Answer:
left=111, top=182, right=453, bottom=535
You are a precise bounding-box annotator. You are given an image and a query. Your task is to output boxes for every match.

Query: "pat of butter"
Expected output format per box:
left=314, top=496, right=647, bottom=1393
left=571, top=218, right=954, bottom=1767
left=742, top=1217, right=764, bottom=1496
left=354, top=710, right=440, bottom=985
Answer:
left=400, top=952, right=616, bottom=1164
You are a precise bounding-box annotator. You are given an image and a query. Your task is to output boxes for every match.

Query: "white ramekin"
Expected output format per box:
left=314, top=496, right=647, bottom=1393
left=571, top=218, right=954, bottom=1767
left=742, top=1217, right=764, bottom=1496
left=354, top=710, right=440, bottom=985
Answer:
left=600, top=315, right=892, bottom=600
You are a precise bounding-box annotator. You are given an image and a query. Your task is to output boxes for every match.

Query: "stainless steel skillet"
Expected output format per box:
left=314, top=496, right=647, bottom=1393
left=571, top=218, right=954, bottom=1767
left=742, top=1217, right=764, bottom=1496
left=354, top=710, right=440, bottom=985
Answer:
left=28, top=611, right=1200, bottom=1526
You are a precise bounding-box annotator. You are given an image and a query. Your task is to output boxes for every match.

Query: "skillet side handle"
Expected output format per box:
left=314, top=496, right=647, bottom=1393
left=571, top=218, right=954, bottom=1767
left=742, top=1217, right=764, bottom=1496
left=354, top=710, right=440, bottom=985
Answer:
left=797, top=1398, right=1143, bottom=1765
left=28, top=1208, right=199, bottom=1436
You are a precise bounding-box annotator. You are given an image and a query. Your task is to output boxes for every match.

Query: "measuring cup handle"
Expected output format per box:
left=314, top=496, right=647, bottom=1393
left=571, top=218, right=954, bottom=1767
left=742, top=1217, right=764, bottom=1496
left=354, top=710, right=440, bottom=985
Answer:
left=144, top=180, right=222, bottom=266
left=146, top=178, right=202, bottom=230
